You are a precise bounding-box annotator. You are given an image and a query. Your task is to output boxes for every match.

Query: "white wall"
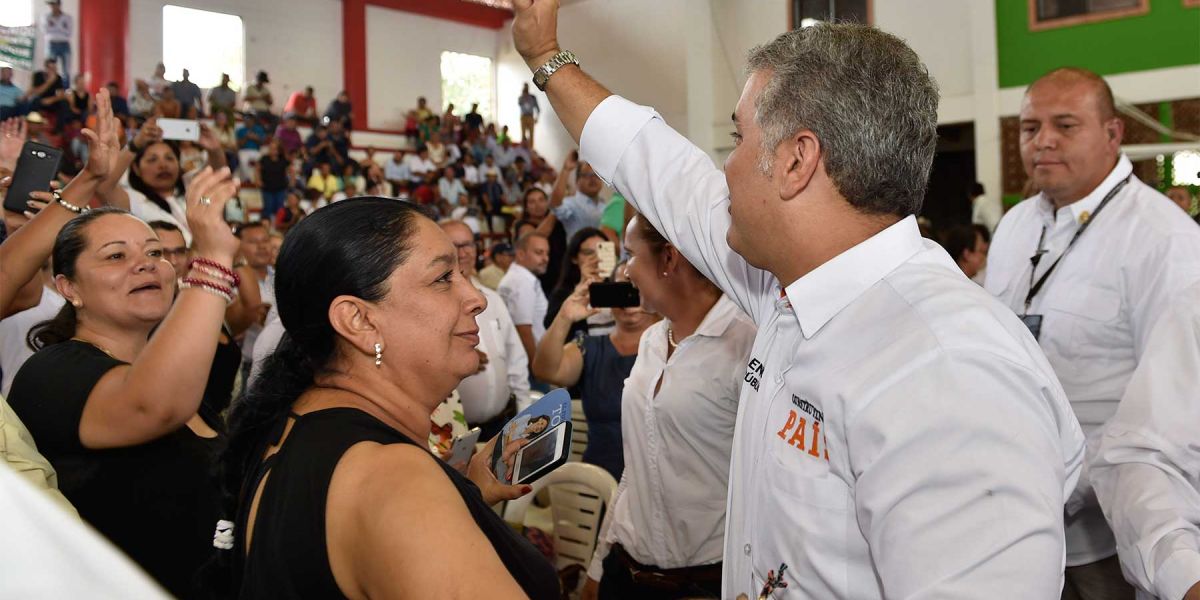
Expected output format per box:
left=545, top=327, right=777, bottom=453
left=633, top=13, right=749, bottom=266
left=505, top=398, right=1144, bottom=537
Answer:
left=496, top=0, right=691, bottom=167
left=364, top=5, right=498, bottom=130
left=8, top=0, right=80, bottom=90
left=128, top=0, right=343, bottom=113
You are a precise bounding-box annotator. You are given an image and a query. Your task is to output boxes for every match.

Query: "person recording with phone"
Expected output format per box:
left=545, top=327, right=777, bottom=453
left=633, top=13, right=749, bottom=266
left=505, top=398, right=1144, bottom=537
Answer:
left=95, top=115, right=227, bottom=243
left=531, top=263, right=658, bottom=480
left=582, top=214, right=756, bottom=600
left=545, top=227, right=613, bottom=340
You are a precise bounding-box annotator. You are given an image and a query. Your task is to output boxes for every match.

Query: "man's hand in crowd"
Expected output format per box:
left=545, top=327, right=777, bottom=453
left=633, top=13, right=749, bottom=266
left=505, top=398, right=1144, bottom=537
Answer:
left=79, top=88, right=120, bottom=182
left=512, top=0, right=562, bottom=69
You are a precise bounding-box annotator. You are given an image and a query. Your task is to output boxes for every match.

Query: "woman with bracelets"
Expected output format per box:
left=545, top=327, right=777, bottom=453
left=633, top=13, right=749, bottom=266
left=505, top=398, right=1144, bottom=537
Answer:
left=531, top=264, right=659, bottom=480
left=582, top=214, right=756, bottom=600
left=7, top=166, right=243, bottom=599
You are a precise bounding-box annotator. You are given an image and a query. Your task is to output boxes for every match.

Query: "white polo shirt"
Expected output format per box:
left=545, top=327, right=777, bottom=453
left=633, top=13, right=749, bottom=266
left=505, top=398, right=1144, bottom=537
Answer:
left=497, top=262, right=548, bottom=343
left=581, top=95, right=1085, bottom=599
left=1092, top=282, right=1200, bottom=600
left=456, top=278, right=533, bottom=424
left=986, top=155, right=1200, bottom=566
left=588, top=294, right=756, bottom=579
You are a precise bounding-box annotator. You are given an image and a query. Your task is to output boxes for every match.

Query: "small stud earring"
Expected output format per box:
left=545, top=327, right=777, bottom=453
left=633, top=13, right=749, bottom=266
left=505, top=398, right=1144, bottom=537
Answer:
left=374, top=343, right=383, bottom=367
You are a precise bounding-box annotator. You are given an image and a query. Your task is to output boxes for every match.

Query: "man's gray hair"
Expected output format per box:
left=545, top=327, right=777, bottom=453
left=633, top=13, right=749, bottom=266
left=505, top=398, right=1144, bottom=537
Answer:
left=746, top=23, right=939, bottom=217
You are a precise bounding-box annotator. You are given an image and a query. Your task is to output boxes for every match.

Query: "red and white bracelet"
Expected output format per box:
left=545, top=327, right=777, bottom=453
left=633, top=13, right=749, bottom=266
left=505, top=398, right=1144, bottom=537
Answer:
left=179, top=276, right=235, bottom=305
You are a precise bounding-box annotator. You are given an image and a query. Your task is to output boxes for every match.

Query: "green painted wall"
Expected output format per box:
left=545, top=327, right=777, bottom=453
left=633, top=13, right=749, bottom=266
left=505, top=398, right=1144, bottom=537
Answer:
left=996, top=1, right=1200, bottom=88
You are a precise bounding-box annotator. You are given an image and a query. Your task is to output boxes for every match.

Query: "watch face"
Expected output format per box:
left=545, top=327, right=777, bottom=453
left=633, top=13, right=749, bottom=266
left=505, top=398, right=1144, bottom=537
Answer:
left=533, top=71, right=549, bottom=91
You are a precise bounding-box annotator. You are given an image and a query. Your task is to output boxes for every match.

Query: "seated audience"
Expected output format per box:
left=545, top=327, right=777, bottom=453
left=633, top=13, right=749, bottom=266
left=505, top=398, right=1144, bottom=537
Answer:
left=283, top=86, right=318, bottom=125
left=0, top=66, right=24, bottom=120
left=322, top=90, right=353, bottom=129
left=257, top=140, right=291, bottom=219
left=29, top=59, right=67, bottom=115
left=154, top=86, right=181, bottom=119
left=9, top=167, right=241, bottom=598
left=532, top=264, right=657, bottom=479
left=307, top=162, right=339, bottom=200
left=274, top=116, right=303, bottom=156
left=129, top=79, right=156, bottom=119
left=583, top=215, right=756, bottom=598
left=274, top=191, right=305, bottom=232
left=214, top=197, right=558, bottom=598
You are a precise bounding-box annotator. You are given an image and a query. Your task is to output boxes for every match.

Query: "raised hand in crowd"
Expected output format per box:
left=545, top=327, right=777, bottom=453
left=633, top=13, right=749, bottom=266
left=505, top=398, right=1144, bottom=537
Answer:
left=0, top=87, right=120, bottom=317
left=0, top=117, right=28, bottom=174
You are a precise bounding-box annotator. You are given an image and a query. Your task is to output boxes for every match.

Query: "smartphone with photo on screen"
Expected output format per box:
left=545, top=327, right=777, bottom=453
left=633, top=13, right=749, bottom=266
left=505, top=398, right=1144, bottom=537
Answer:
left=510, top=421, right=572, bottom=486
left=596, top=240, right=617, bottom=278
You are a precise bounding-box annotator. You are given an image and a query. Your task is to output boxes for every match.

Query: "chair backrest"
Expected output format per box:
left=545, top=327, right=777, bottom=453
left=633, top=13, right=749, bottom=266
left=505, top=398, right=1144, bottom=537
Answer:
left=569, top=398, right=587, bottom=463
left=502, top=462, right=618, bottom=570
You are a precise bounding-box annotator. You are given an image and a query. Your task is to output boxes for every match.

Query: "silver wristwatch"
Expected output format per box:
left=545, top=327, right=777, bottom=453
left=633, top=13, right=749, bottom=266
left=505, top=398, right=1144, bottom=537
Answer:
left=532, top=50, right=578, bottom=92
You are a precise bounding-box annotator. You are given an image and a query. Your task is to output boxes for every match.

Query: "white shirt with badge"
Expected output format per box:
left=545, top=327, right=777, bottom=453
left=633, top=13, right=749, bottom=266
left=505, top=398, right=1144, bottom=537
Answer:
left=455, top=278, right=533, bottom=424
left=986, top=155, right=1200, bottom=566
left=1091, top=281, right=1200, bottom=600
left=587, top=294, right=756, bottom=580
left=497, top=263, right=548, bottom=343
left=580, top=95, right=1086, bottom=599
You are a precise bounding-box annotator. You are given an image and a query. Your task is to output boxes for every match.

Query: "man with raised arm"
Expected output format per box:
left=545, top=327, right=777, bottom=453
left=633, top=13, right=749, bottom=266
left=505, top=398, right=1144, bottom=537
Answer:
left=510, top=1, right=1086, bottom=597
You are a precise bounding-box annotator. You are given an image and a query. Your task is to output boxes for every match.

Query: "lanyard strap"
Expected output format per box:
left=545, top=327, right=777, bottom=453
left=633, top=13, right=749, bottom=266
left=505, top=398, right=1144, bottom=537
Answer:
left=1023, top=175, right=1131, bottom=312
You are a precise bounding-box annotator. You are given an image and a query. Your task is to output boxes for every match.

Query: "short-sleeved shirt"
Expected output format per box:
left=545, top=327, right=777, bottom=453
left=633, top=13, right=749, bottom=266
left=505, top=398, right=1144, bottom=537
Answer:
left=0, top=82, right=24, bottom=109
left=236, top=124, right=266, bottom=150
left=31, top=71, right=66, bottom=104
left=497, top=263, right=549, bottom=343
left=259, top=154, right=290, bottom=192
left=554, top=192, right=606, bottom=242
left=284, top=92, right=316, bottom=116
left=207, top=86, right=236, bottom=111
left=170, top=80, right=201, bottom=112
left=7, top=341, right=223, bottom=598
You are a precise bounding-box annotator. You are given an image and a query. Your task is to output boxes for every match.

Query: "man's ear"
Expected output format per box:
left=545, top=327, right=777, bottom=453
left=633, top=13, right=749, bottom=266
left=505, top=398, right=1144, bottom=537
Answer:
left=1104, top=117, right=1124, bottom=147
left=777, top=129, right=822, bottom=201
left=327, top=294, right=379, bottom=359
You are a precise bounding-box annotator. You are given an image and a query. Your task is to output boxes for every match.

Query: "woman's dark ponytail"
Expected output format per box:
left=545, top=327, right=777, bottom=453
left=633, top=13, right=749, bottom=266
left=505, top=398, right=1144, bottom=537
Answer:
left=27, top=303, right=78, bottom=350
left=204, top=197, right=425, bottom=593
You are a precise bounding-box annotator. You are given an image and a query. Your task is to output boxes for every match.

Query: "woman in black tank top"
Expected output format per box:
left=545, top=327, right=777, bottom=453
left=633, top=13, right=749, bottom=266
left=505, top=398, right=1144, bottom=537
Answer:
left=213, top=198, right=559, bottom=599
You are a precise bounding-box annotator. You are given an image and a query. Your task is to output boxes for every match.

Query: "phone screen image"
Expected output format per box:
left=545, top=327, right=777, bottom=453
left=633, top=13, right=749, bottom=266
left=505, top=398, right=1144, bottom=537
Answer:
left=515, top=430, right=561, bottom=483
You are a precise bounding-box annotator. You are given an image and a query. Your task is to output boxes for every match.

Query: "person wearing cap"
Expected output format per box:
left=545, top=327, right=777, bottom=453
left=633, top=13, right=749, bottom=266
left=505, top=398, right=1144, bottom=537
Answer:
left=243, top=70, right=274, bottom=125
left=42, top=0, right=73, bottom=88
left=479, top=243, right=515, bottom=291
left=511, top=1, right=1086, bottom=598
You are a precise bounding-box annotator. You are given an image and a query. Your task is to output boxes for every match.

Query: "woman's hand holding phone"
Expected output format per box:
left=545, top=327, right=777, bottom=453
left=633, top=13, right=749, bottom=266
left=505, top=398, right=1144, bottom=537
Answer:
left=468, top=435, right=532, bottom=505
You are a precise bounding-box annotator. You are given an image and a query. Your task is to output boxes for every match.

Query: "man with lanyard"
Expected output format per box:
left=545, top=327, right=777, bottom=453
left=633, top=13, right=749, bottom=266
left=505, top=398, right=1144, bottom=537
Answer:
left=511, top=1, right=1086, bottom=598
left=986, top=67, right=1200, bottom=599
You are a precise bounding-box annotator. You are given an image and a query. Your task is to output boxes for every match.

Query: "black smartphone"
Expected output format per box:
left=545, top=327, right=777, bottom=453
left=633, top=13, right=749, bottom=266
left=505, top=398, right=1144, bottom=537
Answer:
left=4, top=142, right=63, bottom=214
left=589, top=281, right=640, bottom=308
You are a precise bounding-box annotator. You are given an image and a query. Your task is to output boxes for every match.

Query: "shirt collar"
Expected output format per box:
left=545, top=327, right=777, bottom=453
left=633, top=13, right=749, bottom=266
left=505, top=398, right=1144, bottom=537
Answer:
left=784, top=215, right=925, bottom=339
left=691, top=294, right=741, bottom=339
left=1036, top=154, right=1133, bottom=225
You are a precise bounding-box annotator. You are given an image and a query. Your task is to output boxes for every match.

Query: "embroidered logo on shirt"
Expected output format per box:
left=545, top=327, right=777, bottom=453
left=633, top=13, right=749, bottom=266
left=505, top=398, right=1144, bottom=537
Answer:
left=758, top=563, right=789, bottom=598
left=776, top=400, right=829, bottom=461
left=744, top=357, right=765, bottom=392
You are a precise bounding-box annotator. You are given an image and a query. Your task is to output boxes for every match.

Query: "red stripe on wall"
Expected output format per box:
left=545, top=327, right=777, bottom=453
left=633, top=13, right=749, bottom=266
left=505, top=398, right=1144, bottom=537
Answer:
left=79, top=0, right=129, bottom=94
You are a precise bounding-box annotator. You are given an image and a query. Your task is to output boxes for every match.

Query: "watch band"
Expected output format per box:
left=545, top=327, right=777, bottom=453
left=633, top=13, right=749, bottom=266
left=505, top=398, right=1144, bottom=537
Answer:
left=532, top=50, right=578, bottom=92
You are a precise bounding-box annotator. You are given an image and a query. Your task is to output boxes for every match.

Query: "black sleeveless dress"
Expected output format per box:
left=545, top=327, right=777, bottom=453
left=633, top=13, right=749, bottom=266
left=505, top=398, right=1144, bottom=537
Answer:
left=235, top=407, right=560, bottom=599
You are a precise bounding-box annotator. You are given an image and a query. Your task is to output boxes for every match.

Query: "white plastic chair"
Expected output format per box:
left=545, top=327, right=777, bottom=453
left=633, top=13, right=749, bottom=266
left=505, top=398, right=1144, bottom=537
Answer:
left=569, top=398, right=588, bottom=463
left=502, top=462, right=618, bottom=570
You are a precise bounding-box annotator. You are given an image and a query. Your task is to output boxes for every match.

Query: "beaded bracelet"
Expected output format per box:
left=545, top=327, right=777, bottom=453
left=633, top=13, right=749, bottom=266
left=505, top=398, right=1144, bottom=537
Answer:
left=188, top=258, right=240, bottom=287
left=188, top=263, right=241, bottom=292
left=52, top=189, right=89, bottom=214
left=179, top=277, right=234, bottom=305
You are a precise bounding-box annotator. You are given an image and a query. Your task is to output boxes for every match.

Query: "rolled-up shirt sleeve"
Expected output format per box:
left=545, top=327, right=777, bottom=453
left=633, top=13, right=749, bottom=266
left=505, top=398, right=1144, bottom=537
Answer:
left=580, top=95, right=771, bottom=320
left=1093, top=288, right=1200, bottom=600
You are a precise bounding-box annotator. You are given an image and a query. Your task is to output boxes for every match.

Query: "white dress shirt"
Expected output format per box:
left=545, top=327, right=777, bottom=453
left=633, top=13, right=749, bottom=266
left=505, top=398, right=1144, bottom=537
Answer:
left=497, top=263, right=548, bottom=343
left=587, top=295, right=755, bottom=580
left=986, top=155, right=1200, bottom=566
left=43, top=13, right=72, bottom=44
left=127, top=190, right=191, bottom=245
left=456, top=279, right=533, bottom=424
left=581, top=95, right=1086, bottom=599
left=1092, top=282, right=1200, bottom=600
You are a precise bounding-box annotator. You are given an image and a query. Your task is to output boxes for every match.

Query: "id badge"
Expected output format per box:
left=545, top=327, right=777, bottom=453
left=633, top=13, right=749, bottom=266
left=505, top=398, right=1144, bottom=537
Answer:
left=1020, top=314, right=1043, bottom=341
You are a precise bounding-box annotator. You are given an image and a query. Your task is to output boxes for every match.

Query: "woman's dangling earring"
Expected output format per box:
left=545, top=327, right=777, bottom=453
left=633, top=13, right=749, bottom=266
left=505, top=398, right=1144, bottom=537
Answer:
left=374, top=342, right=383, bottom=367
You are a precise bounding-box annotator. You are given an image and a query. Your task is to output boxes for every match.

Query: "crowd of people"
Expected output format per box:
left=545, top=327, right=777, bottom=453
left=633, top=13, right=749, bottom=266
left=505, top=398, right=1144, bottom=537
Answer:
left=0, top=0, right=1199, bottom=599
